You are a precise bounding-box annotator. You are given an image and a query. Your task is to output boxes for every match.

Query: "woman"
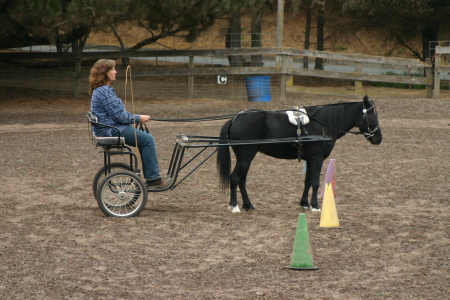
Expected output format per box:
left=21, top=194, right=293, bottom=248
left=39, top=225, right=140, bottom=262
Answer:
left=89, top=59, right=166, bottom=188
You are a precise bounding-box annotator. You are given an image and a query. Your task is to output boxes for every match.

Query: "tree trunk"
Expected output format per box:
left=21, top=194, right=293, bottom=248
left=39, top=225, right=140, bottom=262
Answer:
left=314, top=1, right=325, bottom=70
left=111, top=25, right=130, bottom=65
left=421, top=17, right=440, bottom=62
left=251, top=8, right=263, bottom=67
left=226, top=13, right=244, bottom=67
left=303, top=2, right=312, bottom=69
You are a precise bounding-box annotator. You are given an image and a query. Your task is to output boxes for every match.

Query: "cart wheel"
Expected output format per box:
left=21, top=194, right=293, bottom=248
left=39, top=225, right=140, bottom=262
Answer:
left=92, top=163, right=132, bottom=200
left=96, top=170, right=147, bottom=218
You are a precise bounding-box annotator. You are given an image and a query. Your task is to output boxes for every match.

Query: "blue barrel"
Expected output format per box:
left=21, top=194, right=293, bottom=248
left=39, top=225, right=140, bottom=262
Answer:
left=245, top=75, right=271, bottom=102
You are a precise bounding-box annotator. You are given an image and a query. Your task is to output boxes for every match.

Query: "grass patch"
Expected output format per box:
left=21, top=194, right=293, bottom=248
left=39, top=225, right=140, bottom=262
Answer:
left=334, top=45, right=348, bottom=51
left=369, top=70, right=426, bottom=89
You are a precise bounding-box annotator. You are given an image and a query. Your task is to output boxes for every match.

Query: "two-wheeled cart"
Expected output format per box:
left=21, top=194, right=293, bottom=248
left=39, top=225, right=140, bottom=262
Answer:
left=87, top=112, right=332, bottom=218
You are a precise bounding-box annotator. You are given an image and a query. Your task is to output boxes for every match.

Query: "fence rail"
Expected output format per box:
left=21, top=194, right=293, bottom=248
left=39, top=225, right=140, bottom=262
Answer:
left=1, top=46, right=447, bottom=99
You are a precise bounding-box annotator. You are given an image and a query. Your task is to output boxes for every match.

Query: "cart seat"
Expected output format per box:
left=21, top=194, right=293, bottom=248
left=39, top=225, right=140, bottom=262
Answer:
left=94, top=136, right=125, bottom=146
left=86, top=112, right=125, bottom=147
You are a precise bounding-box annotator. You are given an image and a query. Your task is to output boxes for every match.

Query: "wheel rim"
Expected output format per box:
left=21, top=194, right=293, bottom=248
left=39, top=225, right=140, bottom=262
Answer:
left=92, top=163, right=132, bottom=200
left=98, top=172, right=146, bottom=217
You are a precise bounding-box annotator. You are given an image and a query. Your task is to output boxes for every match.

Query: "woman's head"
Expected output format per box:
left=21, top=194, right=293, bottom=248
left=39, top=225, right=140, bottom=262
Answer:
left=89, top=59, right=116, bottom=94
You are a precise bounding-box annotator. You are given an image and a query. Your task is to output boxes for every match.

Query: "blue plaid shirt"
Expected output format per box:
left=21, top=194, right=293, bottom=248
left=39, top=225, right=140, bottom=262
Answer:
left=90, top=85, right=139, bottom=137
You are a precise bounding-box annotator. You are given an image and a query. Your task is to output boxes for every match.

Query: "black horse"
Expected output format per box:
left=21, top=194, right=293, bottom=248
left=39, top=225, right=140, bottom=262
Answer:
left=216, top=95, right=382, bottom=212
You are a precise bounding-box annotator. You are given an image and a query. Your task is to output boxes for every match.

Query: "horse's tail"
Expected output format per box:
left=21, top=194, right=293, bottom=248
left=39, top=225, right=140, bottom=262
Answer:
left=217, top=119, right=232, bottom=192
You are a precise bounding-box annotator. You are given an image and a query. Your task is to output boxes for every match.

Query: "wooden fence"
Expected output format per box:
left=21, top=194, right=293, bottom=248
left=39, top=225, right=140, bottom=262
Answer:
left=1, top=46, right=448, bottom=99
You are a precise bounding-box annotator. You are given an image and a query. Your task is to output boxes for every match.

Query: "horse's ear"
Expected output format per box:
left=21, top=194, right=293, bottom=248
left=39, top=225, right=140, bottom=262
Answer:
left=363, top=95, right=372, bottom=107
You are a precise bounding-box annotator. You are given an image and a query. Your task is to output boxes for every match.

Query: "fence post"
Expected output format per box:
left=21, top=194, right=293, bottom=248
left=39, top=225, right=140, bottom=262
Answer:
left=188, top=55, right=194, bottom=98
left=286, top=54, right=293, bottom=88
left=277, top=53, right=287, bottom=101
left=433, top=46, right=441, bottom=98
left=425, top=58, right=433, bottom=98
left=355, top=60, right=362, bottom=92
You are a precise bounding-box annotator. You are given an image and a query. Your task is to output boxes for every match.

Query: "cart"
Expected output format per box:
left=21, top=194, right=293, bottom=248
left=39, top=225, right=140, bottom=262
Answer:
left=87, top=112, right=332, bottom=218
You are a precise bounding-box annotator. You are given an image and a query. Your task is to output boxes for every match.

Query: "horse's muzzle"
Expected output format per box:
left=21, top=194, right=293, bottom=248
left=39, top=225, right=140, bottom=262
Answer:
left=367, top=129, right=382, bottom=145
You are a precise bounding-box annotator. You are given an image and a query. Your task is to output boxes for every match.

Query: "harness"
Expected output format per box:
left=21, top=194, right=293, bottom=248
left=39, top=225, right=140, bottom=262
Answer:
left=153, top=102, right=379, bottom=162
left=292, top=108, right=309, bottom=161
left=230, top=108, right=310, bottom=162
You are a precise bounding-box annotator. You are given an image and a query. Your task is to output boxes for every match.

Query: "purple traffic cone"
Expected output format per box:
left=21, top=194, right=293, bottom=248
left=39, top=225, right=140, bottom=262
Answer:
left=319, top=159, right=336, bottom=199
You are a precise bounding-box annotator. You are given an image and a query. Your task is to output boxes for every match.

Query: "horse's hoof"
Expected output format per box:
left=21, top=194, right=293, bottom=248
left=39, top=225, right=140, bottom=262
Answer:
left=311, top=207, right=321, bottom=212
left=229, top=205, right=241, bottom=213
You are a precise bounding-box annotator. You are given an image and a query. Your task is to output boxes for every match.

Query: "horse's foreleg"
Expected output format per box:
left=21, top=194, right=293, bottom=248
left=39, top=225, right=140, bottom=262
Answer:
left=309, top=158, right=324, bottom=211
left=300, top=165, right=312, bottom=209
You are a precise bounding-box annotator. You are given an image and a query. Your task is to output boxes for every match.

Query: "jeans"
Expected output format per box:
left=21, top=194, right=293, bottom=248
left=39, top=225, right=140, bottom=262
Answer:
left=112, top=125, right=160, bottom=181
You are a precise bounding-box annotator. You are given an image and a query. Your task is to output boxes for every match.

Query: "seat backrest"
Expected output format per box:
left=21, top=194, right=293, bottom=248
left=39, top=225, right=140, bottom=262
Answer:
left=87, top=111, right=98, bottom=124
left=86, top=112, right=125, bottom=147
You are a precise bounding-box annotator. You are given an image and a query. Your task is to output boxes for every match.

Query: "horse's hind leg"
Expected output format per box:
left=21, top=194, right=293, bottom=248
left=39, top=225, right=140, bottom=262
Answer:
left=228, top=168, right=240, bottom=212
left=238, top=168, right=254, bottom=211
left=229, top=148, right=257, bottom=212
left=229, top=160, right=254, bottom=211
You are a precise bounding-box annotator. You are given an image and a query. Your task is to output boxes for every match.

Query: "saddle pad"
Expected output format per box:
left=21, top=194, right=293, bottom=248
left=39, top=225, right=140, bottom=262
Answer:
left=286, top=109, right=309, bottom=126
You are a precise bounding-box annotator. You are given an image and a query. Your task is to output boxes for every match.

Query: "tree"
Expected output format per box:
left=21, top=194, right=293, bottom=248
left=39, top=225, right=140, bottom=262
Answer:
left=0, top=0, right=131, bottom=51
left=302, top=0, right=313, bottom=69
left=225, top=10, right=243, bottom=66
left=291, top=0, right=326, bottom=69
left=222, top=0, right=266, bottom=67
left=128, top=1, right=225, bottom=50
left=341, top=0, right=450, bottom=61
left=250, top=7, right=263, bottom=66
left=314, top=0, right=325, bottom=70
left=0, top=0, right=66, bottom=49
left=250, top=1, right=274, bottom=66
left=0, top=0, right=262, bottom=53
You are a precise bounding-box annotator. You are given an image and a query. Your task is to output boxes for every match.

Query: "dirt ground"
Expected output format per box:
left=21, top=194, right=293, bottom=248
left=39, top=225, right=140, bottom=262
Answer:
left=0, top=87, right=449, bottom=300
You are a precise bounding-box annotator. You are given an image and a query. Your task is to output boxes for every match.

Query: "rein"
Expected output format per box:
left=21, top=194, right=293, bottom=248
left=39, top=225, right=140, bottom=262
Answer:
left=150, top=102, right=377, bottom=138
left=152, top=114, right=236, bottom=122
left=305, top=113, right=364, bottom=136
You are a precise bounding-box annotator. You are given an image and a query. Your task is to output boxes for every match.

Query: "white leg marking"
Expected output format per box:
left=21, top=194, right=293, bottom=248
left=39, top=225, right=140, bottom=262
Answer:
left=231, top=205, right=241, bottom=213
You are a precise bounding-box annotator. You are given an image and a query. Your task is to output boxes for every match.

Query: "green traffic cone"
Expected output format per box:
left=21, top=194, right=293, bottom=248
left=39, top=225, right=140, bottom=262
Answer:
left=285, top=213, right=319, bottom=270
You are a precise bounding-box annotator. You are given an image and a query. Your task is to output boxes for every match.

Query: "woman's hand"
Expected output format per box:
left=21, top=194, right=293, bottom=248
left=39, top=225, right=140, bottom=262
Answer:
left=140, top=115, right=151, bottom=123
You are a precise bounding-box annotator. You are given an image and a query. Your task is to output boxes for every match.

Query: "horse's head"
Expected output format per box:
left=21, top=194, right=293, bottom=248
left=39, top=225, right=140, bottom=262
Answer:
left=359, top=95, right=382, bottom=145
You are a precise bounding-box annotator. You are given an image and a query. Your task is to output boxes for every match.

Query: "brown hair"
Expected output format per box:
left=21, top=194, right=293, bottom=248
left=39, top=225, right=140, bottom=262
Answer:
left=89, top=59, right=116, bottom=94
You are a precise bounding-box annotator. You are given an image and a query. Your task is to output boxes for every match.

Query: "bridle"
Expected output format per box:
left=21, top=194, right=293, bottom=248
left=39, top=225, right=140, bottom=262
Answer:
left=359, top=104, right=380, bottom=139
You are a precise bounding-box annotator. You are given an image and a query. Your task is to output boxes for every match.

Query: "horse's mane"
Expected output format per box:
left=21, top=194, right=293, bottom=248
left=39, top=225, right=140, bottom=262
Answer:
left=306, top=102, right=348, bottom=139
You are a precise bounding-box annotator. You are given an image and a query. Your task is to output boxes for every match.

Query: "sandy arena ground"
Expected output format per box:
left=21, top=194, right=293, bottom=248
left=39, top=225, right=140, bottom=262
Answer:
left=0, top=88, right=449, bottom=299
